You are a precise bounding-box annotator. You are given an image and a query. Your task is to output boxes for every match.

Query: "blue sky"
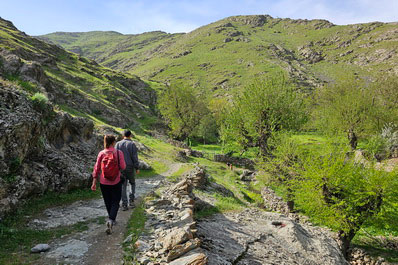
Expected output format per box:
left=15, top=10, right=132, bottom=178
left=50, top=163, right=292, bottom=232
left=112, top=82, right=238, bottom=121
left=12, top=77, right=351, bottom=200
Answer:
left=1, top=0, right=397, bottom=35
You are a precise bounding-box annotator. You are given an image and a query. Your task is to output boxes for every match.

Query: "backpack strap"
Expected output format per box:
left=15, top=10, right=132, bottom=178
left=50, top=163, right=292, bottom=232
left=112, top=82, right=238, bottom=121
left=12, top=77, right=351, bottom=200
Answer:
left=116, top=148, right=120, bottom=170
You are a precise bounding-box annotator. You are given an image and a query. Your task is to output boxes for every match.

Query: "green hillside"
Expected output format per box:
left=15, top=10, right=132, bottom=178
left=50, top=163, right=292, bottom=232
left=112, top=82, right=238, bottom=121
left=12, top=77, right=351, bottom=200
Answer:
left=40, top=15, right=398, bottom=93
left=38, top=30, right=183, bottom=73
left=0, top=17, right=157, bottom=128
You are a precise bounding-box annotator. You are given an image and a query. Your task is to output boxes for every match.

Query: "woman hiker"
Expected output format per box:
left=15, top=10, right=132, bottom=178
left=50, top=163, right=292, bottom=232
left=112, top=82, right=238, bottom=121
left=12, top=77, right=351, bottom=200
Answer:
left=91, top=135, right=126, bottom=234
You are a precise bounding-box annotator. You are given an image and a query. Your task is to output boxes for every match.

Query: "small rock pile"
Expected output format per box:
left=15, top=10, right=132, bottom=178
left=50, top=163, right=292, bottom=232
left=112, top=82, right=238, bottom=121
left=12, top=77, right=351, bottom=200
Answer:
left=176, top=149, right=204, bottom=162
left=261, top=187, right=291, bottom=215
left=239, top=169, right=257, bottom=182
left=348, top=248, right=386, bottom=265
left=131, top=166, right=208, bottom=265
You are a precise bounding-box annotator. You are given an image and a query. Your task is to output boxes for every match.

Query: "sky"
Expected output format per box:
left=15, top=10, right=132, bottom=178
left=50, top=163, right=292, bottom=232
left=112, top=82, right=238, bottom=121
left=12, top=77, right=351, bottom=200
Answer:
left=0, top=0, right=397, bottom=35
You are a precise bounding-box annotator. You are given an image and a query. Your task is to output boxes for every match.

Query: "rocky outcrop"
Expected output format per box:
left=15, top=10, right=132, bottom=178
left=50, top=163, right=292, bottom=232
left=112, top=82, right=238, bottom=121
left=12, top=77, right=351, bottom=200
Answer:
left=298, top=43, right=324, bottom=63
left=197, top=209, right=348, bottom=265
left=0, top=83, right=97, bottom=217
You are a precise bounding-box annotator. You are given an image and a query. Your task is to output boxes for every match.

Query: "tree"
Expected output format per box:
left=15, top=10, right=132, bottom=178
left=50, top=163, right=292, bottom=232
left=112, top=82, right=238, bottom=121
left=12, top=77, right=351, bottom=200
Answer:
left=220, top=76, right=307, bottom=156
left=157, top=84, right=209, bottom=141
left=313, top=78, right=378, bottom=149
left=290, top=149, right=398, bottom=257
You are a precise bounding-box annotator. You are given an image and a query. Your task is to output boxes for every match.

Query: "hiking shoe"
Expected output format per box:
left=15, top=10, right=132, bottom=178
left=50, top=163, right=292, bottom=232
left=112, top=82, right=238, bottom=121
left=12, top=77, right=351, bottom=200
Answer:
left=122, top=205, right=128, bottom=211
left=129, top=201, right=135, bottom=208
left=106, top=220, right=113, bottom=235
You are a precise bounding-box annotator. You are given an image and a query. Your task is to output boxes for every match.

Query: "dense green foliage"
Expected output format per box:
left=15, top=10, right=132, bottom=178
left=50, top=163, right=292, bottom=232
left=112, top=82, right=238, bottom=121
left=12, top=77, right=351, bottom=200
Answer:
left=158, top=84, right=217, bottom=142
left=313, top=77, right=398, bottom=149
left=221, top=76, right=307, bottom=156
left=268, top=134, right=398, bottom=256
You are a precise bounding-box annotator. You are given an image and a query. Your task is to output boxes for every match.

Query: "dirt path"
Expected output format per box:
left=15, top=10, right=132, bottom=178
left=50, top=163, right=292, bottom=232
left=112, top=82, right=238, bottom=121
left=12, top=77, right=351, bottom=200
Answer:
left=33, top=163, right=183, bottom=265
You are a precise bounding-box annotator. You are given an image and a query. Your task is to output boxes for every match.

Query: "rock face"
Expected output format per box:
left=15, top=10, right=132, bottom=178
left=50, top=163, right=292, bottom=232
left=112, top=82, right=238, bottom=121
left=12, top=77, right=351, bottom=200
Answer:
left=197, top=209, right=348, bottom=265
left=0, top=84, right=97, bottom=217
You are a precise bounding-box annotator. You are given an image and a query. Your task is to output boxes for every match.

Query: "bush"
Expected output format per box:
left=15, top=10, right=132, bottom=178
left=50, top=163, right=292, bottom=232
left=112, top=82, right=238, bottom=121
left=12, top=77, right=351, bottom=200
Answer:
left=361, top=135, right=388, bottom=161
left=30, top=92, right=49, bottom=112
left=290, top=149, right=398, bottom=256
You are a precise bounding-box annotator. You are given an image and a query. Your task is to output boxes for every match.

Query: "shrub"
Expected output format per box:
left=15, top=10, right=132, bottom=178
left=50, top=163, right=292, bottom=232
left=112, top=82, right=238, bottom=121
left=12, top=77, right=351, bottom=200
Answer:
left=290, top=149, right=398, bottom=256
left=30, top=92, right=49, bottom=112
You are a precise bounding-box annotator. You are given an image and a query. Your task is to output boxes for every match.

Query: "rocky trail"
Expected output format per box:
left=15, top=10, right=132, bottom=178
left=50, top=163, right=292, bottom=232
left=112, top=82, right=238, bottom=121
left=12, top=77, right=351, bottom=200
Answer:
left=30, top=163, right=183, bottom=265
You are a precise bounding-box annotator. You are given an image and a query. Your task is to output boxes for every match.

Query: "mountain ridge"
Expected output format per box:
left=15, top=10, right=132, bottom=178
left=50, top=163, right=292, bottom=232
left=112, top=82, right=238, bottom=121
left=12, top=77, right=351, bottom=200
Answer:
left=39, top=14, right=398, bottom=93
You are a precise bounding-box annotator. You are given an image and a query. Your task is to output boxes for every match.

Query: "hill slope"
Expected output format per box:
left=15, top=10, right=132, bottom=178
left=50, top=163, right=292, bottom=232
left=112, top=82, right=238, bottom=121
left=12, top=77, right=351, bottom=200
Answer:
left=1, top=17, right=156, bottom=128
left=0, top=17, right=157, bottom=216
left=40, top=15, right=398, bottom=93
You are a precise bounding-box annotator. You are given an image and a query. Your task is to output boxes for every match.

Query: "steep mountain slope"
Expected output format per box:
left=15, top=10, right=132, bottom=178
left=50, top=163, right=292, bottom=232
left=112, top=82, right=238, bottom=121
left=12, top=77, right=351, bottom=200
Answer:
left=1, top=17, right=156, bottom=128
left=40, top=15, right=398, bottom=93
left=0, top=17, right=156, bottom=216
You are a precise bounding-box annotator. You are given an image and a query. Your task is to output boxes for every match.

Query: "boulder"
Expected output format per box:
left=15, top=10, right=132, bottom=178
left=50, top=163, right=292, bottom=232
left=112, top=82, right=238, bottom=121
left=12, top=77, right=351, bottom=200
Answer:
left=161, top=227, right=193, bottom=250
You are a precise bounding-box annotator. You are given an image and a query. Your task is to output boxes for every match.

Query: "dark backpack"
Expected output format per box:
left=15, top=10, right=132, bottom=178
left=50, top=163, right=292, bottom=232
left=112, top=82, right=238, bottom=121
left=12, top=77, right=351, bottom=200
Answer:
left=101, top=150, right=120, bottom=181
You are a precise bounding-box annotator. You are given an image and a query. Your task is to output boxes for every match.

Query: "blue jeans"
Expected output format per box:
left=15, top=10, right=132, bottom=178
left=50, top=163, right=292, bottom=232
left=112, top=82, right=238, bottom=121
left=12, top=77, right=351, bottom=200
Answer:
left=121, top=167, right=135, bottom=206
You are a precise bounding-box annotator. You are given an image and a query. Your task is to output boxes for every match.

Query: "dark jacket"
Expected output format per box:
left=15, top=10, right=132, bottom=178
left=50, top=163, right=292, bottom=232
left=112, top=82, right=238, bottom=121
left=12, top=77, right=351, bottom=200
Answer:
left=115, top=139, right=139, bottom=169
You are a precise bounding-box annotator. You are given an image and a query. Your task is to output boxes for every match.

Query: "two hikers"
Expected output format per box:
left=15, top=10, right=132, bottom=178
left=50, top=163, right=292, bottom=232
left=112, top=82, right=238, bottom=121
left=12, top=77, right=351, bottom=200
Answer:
left=115, top=130, right=140, bottom=211
left=91, top=131, right=140, bottom=234
left=91, top=135, right=126, bottom=234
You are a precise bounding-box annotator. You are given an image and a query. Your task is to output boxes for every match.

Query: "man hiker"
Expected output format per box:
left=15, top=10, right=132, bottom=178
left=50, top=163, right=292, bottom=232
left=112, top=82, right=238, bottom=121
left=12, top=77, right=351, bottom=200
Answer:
left=115, top=130, right=140, bottom=211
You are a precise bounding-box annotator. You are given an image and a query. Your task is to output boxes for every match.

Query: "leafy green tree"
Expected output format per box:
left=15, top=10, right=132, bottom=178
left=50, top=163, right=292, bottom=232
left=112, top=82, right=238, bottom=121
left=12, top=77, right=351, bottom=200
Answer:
left=290, top=149, right=398, bottom=257
left=158, top=84, right=209, bottom=141
left=192, top=113, right=218, bottom=144
left=371, top=75, right=398, bottom=128
left=313, top=78, right=383, bottom=149
left=220, top=76, right=307, bottom=156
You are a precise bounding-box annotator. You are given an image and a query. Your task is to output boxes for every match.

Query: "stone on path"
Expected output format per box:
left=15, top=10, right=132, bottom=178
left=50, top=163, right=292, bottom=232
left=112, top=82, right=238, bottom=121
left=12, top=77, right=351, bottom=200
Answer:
left=31, top=244, right=50, bottom=253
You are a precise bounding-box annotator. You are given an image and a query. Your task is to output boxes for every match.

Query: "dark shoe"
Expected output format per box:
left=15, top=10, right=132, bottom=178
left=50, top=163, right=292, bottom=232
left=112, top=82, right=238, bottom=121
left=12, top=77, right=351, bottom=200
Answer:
left=106, top=220, right=113, bottom=235
left=129, top=201, right=135, bottom=208
left=122, top=205, right=128, bottom=211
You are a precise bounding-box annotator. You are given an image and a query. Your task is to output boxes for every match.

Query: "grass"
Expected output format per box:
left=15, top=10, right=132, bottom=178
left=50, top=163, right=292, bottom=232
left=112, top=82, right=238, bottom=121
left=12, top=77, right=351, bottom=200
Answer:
left=123, top=201, right=147, bottom=264
left=167, top=164, right=194, bottom=182
left=0, top=188, right=101, bottom=264
left=137, top=160, right=168, bottom=178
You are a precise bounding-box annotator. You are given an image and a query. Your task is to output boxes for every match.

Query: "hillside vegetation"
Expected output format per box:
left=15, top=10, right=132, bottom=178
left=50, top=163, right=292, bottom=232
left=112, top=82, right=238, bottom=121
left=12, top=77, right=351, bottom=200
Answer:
left=40, top=15, right=398, bottom=93
left=1, top=17, right=157, bottom=128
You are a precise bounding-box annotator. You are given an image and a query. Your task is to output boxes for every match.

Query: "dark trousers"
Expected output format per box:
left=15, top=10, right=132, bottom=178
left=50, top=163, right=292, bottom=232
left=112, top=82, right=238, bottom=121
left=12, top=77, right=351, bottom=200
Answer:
left=121, top=167, right=136, bottom=206
left=100, top=181, right=122, bottom=221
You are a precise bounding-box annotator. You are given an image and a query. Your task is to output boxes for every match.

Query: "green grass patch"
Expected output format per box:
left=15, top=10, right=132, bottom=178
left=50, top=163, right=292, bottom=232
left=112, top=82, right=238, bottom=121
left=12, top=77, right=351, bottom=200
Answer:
left=167, top=164, right=194, bottom=182
left=123, top=201, right=146, bottom=264
left=138, top=160, right=168, bottom=178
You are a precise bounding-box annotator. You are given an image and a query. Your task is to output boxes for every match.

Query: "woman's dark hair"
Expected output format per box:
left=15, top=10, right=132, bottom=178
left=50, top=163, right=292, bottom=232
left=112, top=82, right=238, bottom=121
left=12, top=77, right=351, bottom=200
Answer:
left=104, top=135, right=116, bottom=149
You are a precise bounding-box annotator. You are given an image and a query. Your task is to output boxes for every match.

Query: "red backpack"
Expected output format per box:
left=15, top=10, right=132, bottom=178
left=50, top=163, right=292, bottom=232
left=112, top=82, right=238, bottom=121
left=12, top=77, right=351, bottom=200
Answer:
left=101, top=150, right=120, bottom=181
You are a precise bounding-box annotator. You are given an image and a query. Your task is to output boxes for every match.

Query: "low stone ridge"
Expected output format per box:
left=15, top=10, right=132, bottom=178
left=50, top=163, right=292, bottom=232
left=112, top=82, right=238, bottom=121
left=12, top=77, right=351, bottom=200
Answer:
left=127, top=166, right=208, bottom=264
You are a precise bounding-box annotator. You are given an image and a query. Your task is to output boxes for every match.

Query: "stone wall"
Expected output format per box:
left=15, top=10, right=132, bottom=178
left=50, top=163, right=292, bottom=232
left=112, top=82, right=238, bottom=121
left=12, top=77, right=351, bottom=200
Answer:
left=130, top=166, right=208, bottom=264
left=213, top=154, right=255, bottom=170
